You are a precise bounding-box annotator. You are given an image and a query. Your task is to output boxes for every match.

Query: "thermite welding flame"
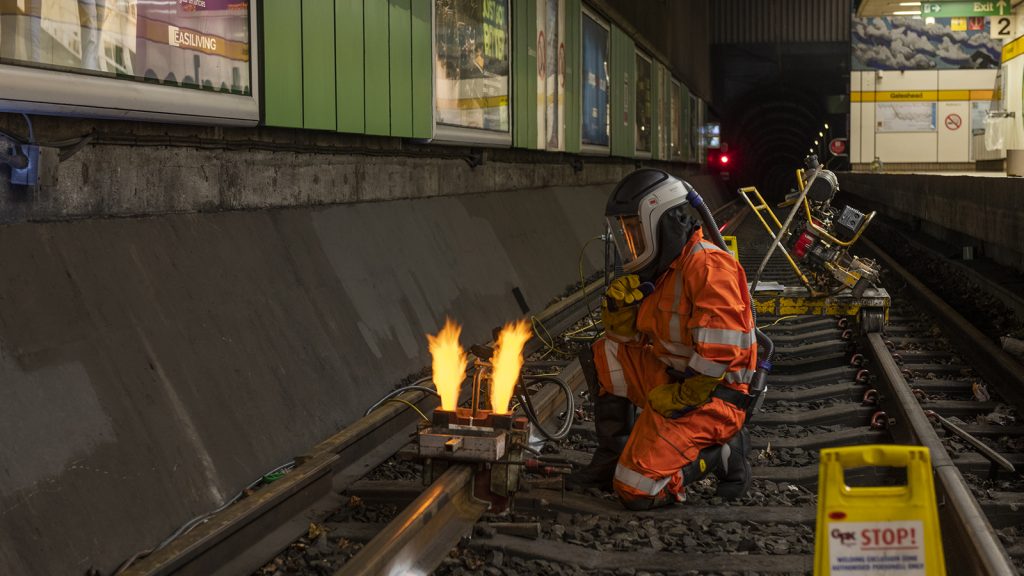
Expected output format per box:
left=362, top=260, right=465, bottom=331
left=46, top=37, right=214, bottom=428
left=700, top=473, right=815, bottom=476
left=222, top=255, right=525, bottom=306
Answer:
left=427, top=318, right=467, bottom=411
left=489, top=319, right=532, bottom=415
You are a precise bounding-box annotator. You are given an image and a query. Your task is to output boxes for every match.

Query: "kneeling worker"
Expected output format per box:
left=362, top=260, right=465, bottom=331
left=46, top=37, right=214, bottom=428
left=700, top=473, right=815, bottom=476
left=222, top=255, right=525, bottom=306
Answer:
left=571, top=169, right=757, bottom=510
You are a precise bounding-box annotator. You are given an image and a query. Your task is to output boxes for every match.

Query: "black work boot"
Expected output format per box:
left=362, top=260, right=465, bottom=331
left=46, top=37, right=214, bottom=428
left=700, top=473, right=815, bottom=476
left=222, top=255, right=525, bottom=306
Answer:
left=714, top=428, right=752, bottom=499
left=567, top=393, right=635, bottom=490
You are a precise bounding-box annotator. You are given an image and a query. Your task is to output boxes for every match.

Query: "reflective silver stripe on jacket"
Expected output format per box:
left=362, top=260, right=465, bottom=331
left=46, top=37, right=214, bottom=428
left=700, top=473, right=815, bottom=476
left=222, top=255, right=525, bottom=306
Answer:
left=603, top=339, right=629, bottom=397
left=614, top=463, right=671, bottom=496
left=692, top=326, right=755, bottom=348
left=658, top=338, right=694, bottom=357
left=688, top=352, right=730, bottom=378
left=724, top=367, right=755, bottom=385
left=689, top=240, right=725, bottom=256
left=658, top=354, right=691, bottom=372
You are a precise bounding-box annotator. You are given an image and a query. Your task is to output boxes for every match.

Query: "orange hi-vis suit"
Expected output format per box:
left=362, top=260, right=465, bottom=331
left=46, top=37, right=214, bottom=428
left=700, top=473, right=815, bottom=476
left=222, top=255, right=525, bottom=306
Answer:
left=593, top=228, right=757, bottom=507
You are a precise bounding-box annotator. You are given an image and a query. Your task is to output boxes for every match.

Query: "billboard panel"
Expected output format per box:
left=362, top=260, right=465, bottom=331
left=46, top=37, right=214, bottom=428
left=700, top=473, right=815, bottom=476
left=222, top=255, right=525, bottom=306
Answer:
left=434, top=0, right=510, bottom=133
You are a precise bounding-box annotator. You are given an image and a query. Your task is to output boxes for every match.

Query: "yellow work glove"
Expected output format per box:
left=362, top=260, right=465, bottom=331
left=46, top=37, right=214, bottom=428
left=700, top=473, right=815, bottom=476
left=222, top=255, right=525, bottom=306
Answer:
left=647, top=374, right=722, bottom=418
left=601, top=298, right=639, bottom=340
left=605, top=274, right=645, bottom=306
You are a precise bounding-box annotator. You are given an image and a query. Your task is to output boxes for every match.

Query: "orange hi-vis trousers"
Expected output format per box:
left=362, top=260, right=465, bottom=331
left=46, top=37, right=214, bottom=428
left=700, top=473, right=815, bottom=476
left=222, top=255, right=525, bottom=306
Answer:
left=594, top=229, right=757, bottom=507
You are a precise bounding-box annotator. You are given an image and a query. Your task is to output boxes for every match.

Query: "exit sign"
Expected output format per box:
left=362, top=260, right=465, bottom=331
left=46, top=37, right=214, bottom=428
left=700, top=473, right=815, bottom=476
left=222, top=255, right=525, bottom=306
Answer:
left=922, top=1, right=1009, bottom=17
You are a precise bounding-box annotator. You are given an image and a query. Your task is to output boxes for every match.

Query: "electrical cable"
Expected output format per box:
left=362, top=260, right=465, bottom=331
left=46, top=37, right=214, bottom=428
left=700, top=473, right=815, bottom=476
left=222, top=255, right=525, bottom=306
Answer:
left=529, top=315, right=569, bottom=357
left=379, top=397, right=430, bottom=422
left=577, top=235, right=605, bottom=319
left=758, top=315, right=799, bottom=329
left=362, top=379, right=437, bottom=417
left=112, top=460, right=296, bottom=574
left=21, top=113, right=34, bottom=144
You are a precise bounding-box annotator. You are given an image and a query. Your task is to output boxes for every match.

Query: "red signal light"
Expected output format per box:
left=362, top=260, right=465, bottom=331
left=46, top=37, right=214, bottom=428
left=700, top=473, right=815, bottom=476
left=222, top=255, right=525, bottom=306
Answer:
left=720, top=154, right=730, bottom=165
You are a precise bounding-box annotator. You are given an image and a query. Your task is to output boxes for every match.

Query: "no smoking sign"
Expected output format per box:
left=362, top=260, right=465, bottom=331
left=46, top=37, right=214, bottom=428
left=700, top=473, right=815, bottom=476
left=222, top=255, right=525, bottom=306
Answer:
left=944, top=113, right=963, bottom=131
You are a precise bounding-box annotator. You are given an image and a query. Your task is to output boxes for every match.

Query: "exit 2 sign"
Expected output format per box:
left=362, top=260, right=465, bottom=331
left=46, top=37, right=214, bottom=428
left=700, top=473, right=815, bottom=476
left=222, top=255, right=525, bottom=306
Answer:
left=922, top=1, right=1010, bottom=17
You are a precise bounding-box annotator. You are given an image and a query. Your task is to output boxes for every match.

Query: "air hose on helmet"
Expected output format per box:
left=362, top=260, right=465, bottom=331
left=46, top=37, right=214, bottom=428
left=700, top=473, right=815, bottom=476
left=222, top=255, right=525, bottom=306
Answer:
left=682, top=182, right=773, bottom=420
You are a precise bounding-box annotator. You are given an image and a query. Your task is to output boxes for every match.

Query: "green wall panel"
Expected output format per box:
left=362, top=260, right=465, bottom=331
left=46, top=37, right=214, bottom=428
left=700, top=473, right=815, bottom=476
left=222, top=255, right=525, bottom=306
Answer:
left=564, top=0, right=581, bottom=154
left=650, top=62, right=660, bottom=159
left=364, top=0, right=392, bottom=135
left=610, top=25, right=634, bottom=157
left=512, top=0, right=527, bottom=148
left=263, top=0, right=303, bottom=128
left=389, top=0, right=413, bottom=137
left=411, top=0, right=432, bottom=139
left=513, top=0, right=538, bottom=149
left=302, top=0, right=337, bottom=131
left=681, top=84, right=692, bottom=162
left=336, top=0, right=365, bottom=134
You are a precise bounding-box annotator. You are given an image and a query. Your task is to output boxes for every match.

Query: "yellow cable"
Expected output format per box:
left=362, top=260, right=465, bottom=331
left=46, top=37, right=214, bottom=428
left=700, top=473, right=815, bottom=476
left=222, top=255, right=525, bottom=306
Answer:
left=530, top=315, right=569, bottom=356
left=577, top=236, right=605, bottom=291
left=563, top=320, right=601, bottom=337
left=382, top=398, right=430, bottom=422
left=758, top=315, right=799, bottom=329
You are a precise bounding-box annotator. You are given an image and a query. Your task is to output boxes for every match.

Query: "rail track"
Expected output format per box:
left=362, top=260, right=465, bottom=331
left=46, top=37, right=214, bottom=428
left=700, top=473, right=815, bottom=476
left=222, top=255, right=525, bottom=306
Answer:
left=315, top=207, right=1021, bottom=576
left=120, top=203, right=1023, bottom=576
left=115, top=273, right=601, bottom=576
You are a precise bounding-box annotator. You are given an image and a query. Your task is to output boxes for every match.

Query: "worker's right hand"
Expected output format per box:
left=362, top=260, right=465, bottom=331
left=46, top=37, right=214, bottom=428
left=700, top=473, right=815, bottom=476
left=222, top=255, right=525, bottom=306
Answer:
left=647, top=375, right=721, bottom=418
left=605, top=274, right=645, bottom=306
left=601, top=298, right=639, bottom=342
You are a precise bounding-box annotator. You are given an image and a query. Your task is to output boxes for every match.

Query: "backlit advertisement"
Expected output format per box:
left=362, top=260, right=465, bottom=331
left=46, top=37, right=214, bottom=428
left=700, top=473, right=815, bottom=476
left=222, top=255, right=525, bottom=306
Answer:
left=435, top=0, right=510, bottom=132
left=581, top=12, right=609, bottom=147
left=0, top=0, right=251, bottom=94
left=536, top=0, right=563, bottom=150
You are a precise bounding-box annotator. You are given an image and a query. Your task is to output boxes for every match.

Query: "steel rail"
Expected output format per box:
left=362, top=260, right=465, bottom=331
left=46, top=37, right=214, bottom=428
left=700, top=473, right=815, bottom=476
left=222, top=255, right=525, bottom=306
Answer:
left=862, top=237, right=1024, bottom=411
left=336, top=360, right=585, bottom=576
left=335, top=465, right=486, bottom=576
left=120, top=279, right=602, bottom=576
left=864, top=332, right=1017, bottom=576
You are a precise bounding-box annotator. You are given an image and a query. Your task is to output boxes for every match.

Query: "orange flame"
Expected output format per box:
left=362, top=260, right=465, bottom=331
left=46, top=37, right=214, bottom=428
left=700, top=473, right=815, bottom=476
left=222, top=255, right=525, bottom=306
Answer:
left=427, top=318, right=467, bottom=411
left=489, top=319, right=532, bottom=415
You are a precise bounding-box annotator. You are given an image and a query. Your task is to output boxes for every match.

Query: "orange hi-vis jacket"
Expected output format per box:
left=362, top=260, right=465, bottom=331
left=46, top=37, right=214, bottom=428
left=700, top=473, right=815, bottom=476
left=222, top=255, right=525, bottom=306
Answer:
left=593, top=228, right=757, bottom=506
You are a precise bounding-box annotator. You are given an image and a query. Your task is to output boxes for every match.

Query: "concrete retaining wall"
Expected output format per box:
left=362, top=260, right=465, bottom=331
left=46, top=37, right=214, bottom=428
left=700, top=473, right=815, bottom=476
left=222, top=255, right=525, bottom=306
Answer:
left=0, top=161, right=727, bottom=574
left=842, top=173, right=1024, bottom=271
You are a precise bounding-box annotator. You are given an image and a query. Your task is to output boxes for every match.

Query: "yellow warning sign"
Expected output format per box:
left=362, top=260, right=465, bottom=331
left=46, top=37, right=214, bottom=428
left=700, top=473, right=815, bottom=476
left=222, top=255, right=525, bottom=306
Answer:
left=722, top=235, right=739, bottom=261
left=814, top=445, right=946, bottom=576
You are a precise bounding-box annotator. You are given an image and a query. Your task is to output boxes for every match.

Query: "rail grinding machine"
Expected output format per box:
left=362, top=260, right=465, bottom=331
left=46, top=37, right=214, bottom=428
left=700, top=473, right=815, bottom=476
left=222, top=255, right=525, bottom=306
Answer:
left=738, top=156, right=889, bottom=332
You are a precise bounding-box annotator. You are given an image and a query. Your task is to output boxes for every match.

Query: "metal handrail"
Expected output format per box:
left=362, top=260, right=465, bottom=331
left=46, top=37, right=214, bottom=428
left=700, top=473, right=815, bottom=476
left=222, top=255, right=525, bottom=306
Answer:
left=737, top=186, right=820, bottom=295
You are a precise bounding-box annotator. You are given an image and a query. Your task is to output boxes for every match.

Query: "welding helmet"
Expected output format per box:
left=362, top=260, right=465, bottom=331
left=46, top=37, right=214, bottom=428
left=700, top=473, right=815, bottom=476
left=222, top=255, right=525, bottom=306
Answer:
left=606, top=169, right=699, bottom=281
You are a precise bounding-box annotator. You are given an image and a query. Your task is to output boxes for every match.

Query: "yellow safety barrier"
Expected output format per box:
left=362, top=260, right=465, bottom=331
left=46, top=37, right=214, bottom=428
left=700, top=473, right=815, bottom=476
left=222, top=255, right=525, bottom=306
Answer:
left=814, top=445, right=945, bottom=576
left=722, top=235, right=739, bottom=261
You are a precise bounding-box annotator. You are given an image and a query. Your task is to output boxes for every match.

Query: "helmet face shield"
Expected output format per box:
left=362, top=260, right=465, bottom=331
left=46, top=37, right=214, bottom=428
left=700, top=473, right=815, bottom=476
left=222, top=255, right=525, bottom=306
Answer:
left=607, top=214, right=649, bottom=271
left=604, top=169, right=693, bottom=276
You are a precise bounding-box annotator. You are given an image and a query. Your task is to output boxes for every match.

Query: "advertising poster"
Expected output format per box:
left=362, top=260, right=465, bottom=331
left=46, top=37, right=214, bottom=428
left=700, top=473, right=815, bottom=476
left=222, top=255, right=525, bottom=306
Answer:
left=581, top=13, right=609, bottom=147
left=971, top=100, right=991, bottom=134
left=876, top=102, right=937, bottom=132
left=536, top=0, right=564, bottom=150
left=0, top=0, right=251, bottom=93
left=435, top=0, right=510, bottom=132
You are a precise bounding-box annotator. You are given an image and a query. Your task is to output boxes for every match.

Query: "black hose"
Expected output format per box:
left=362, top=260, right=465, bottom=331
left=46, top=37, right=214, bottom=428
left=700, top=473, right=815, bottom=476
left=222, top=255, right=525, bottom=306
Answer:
left=515, top=376, right=575, bottom=440
left=682, top=181, right=773, bottom=419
